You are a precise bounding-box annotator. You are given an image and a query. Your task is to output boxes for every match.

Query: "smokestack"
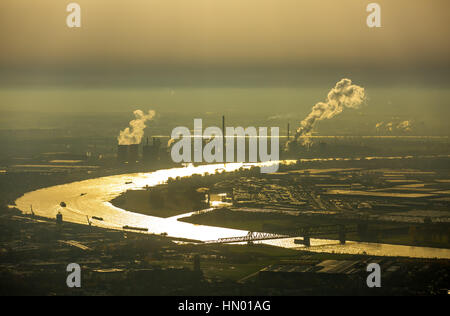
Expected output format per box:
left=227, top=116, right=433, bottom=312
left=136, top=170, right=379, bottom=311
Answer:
left=118, top=145, right=128, bottom=163
left=222, top=115, right=225, bottom=158
left=287, top=123, right=290, bottom=141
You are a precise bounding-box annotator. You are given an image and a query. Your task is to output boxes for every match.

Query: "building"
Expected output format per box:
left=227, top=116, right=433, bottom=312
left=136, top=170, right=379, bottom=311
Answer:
left=128, top=144, right=139, bottom=164
left=143, top=137, right=161, bottom=165
left=258, top=259, right=402, bottom=288
left=117, top=144, right=140, bottom=164
left=117, top=145, right=129, bottom=163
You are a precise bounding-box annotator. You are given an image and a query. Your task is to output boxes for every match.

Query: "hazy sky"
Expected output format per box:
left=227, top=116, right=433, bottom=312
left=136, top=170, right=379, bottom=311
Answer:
left=1, top=0, right=449, bottom=69
left=1, top=0, right=449, bottom=124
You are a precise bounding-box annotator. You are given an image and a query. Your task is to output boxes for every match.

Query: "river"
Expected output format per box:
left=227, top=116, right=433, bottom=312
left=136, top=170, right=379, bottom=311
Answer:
left=14, top=161, right=450, bottom=259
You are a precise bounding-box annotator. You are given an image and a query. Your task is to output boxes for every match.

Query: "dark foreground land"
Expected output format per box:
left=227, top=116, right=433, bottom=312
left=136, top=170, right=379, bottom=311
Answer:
left=0, top=207, right=449, bottom=296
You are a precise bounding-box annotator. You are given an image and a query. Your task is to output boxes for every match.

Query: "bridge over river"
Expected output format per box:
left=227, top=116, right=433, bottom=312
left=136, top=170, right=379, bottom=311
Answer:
left=203, top=224, right=360, bottom=246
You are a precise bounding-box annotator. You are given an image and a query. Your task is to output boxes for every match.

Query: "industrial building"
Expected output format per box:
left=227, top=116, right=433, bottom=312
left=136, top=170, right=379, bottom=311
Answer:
left=117, top=145, right=129, bottom=163
left=117, top=137, right=164, bottom=166
left=143, top=137, right=161, bottom=165
left=258, top=259, right=402, bottom=288
left=117, top=144, right=140, bottom=164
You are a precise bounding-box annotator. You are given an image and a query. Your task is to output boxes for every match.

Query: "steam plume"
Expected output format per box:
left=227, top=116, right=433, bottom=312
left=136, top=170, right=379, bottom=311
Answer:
left=288, top=78, right=366, bottom=148
left=386, top=122, right=394, bottom=132
left=376, top=120, right=413, bottom=133
left=118, top=110, right=156, bottom=145
left=397, top=120, right=412, bottom=132
left=375, top=122, right=384, bottom=130
left=167, top=138, right=176, bottom=148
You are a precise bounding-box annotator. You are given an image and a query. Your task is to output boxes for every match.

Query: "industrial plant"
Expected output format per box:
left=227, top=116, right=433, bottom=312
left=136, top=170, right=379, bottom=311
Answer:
left=117, top=137, right=162, bottom=166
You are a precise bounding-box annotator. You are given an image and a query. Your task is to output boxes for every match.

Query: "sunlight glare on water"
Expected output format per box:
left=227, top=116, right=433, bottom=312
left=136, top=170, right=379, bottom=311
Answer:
left=15, top=163, right=258, bottom=241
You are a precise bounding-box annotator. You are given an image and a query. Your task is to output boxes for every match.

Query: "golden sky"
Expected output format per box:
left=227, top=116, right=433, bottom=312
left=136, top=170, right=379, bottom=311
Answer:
left=0, top=0, right=449, bottom=68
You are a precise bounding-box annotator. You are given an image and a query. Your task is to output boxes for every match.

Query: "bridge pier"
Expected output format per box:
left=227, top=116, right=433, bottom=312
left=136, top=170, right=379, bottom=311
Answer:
left=304, top=236, right=311, bottom=247
left=295, top=236, right=310, bottom=247
left=339, top=230, right=346, bottom=245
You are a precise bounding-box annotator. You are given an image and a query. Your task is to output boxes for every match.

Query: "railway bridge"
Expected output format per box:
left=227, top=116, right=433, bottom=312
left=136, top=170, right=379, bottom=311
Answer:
left=203, top=224, right=360, bottom=246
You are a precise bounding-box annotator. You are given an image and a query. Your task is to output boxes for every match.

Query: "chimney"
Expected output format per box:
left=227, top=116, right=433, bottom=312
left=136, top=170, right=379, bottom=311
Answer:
left=222, top=115, right=225, bottom=159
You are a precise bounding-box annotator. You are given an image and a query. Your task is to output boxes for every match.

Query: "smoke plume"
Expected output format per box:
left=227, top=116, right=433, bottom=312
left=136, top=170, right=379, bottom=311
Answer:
left=376, top=120, right=413, bottom=133
left=386, top=122, right=394, bottom=132
left=375, top=122, right=384, bottom=130
left=118, top=110, right=156, bottom=145
left=167, top=138, right=176, bottom=148
left=288, top=78, right=366, bottom=148
left=397, top=120, right=412, bottom=132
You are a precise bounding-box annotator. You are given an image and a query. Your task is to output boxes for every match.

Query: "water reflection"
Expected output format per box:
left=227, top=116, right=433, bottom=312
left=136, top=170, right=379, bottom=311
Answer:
left=14, top=160, right=450, bottom=259
left=15, top=163, right=255, bottom=241
left=261, top=238, right=450, bottom=259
